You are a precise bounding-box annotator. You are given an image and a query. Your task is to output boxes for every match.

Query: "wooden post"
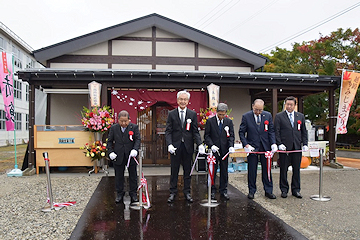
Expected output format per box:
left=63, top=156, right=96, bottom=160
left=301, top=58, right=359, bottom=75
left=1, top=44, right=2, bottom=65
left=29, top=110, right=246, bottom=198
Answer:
left=272, top=88, right=278, bottom=118
left=28, top=84, right=35, bottom=169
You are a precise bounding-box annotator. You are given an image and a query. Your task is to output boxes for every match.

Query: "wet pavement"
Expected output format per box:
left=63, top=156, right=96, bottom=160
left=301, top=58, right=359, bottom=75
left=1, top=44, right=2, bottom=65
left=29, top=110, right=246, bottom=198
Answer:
left=70, top=175, right=306, bottom=240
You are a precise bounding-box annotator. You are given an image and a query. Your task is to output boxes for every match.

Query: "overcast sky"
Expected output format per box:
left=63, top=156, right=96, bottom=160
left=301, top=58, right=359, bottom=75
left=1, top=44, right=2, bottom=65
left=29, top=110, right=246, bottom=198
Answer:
left=2, top=0, right=360, bottom=54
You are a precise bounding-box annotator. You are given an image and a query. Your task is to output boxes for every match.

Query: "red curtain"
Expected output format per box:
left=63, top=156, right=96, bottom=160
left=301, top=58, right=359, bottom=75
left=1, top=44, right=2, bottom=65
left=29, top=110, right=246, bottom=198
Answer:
left=111, top=89, right=207, bottom=124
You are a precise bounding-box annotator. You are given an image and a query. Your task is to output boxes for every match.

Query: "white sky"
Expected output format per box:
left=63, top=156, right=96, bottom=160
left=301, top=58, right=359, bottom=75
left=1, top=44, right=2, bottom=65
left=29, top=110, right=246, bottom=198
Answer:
left=2, top=0, right=360, bottom=54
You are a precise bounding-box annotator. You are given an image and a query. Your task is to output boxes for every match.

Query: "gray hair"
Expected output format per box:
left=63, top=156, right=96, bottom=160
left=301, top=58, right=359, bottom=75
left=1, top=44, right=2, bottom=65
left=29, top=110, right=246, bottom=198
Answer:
left=217, top=103, right=228, bottom=112
left=118, top=110, right=130, bottom=119
left=253, top=99, right=264, bottom=105
left=177, top=90, right=190, bottom=100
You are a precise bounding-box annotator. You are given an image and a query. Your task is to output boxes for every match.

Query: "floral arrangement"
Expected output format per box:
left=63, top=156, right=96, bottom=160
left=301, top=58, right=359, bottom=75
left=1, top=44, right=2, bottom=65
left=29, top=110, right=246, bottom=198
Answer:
left=199, top=107, right=233, bottom=129
left=81, top=105, right=114, bottom=132
left=81, top=141, right=107, bottom=161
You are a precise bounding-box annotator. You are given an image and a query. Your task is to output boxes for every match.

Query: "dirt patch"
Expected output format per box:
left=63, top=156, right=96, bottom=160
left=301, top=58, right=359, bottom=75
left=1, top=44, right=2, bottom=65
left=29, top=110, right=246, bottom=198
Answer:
left=0, top=144, right=27, bottom=173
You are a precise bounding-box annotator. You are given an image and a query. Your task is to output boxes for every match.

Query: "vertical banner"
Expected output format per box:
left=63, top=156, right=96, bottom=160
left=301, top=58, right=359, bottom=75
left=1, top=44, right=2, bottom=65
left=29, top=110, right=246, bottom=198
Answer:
left=0, top=52, right=15, bottom=131
left=336, top=70, right=360, bottom=134
left=207, top=83, right=220, bottom=109
left=88, top=81, right=102, bottom=107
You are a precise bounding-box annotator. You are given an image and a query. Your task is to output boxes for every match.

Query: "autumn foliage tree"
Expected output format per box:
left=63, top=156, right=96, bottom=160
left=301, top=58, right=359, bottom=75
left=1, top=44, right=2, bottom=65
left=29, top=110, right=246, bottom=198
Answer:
left=261, top=28, right=360, bottom=134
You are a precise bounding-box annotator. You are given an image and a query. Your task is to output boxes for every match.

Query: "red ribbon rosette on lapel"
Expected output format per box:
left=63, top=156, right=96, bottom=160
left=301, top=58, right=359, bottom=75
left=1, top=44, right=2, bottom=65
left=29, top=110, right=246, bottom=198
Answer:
left=129, top=131, right=134, bottom=141
left=186, top=119, right=191, bottom=131
left=224, top=126, right=230, bottom=137
left=297, top=120, right=301, bottom=131
left=264, top=120, right=269, bottom=132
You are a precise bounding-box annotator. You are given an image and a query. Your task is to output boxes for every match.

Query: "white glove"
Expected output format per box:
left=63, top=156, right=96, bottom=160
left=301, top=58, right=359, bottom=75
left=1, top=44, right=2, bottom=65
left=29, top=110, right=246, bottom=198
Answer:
left=211, top=145, right=219, bottom=153
left=109, top=152, right=117, bottom=160
left=278, top=144, right=286, bottom=151
left=198, top=144, right=206, bottom=154
left=244, top=145, right=255, bottom=153
left=168, top=144, right=177, bottom=154
left=271, top=144, right=278, bottom=152
left=302, top=145, right=309, bottom=152
left=229, top=147, right=235, bottom=153
left=130, top=149, right=138, bottom=157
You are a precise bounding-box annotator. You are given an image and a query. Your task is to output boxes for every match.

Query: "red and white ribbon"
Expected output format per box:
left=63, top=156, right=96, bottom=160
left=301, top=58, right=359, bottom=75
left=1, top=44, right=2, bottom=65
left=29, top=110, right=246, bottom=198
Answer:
left=222, top=152, right=230, bottom=161
left=224, top=126, right=230, bottom=137
left=186, top=119, right=191, bottom=131
left=207, top=154, right=216, bottom=185
left=127, top=155, right=139, bottom=168
left=265, top=151, right=272, bottom=182
left=129, top=131, right=134, bottom=141
left=264, top=120, right=269, bottom=132
left=137, top=173, right=151, bottom=208
left=297, top=120, right=301, bottom=131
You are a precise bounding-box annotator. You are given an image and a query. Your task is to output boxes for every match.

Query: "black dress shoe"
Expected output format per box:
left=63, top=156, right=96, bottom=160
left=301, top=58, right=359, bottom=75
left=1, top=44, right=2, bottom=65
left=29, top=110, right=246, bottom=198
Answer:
left=115, top=194, right=123, bottom=203
left=130, top=195, right=139, bottom=203
left=281, top=192, right=288, bottom=198
left=185, top=193, right=193, bottom=203
left=265, top=192, right=276, bottom=199
left=248, top=193, right=254, bottom=199
left=211, top=193, right=216, bottom=200
left=221, top=193, right=230, bottom=200
left=167, top=194, right=176, bottom=203
left=292, top=192, right=302, bottom=199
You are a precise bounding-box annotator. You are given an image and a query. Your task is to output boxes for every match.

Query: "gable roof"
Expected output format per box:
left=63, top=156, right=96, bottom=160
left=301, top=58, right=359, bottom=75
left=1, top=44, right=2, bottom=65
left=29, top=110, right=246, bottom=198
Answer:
left=33, top=13, right=267, bottom=69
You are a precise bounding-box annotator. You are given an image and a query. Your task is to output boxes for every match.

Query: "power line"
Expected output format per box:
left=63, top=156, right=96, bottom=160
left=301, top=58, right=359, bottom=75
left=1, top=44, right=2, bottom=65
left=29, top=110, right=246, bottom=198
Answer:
left=198, top=0, right=241, bottom=29
left=222, top=0, right=280, bottom=37
left=194, top=0, right=227, bottom=27
left=259, top=1, right=360, bottom=53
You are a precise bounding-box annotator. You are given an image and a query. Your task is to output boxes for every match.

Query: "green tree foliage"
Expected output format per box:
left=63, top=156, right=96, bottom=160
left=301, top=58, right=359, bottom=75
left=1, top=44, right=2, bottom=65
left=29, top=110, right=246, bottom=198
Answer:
left=261, top=28, right=360, bottom=133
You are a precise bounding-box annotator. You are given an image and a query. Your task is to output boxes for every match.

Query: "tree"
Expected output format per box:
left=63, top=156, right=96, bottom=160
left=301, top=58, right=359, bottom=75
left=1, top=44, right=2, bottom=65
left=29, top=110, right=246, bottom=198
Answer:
left=261, top=28, right=360, bottom=133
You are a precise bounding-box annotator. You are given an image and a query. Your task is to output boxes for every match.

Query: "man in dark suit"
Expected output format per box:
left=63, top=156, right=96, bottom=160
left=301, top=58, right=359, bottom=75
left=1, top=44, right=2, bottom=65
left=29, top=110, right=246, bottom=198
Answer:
left=239, top=99, right=278, bottom=199
left=204, top=103, right=235, bottom=200
left=165, top=90, right=205, bottom=203
left=107, top=110, right=141, bottom=204
left=274, top=96, right=308, bottom=199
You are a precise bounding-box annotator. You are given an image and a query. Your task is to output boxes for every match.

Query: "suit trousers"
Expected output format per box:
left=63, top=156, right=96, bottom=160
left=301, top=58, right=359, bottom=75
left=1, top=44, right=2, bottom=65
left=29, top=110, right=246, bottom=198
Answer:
left=279, top=152, right=302, bottom=193
left=212, top=154, right=229, bottom=194
left=247, top=147, right=273, bottom=194
left=114, top=161, right=138, bottom=197
left=170, top=142, right=192, bottom=195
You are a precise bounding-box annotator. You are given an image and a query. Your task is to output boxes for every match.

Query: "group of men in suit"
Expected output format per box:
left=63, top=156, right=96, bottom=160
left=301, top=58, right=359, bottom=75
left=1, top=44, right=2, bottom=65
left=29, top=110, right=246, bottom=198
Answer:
left=240, top=97, right=308, bottom=200
left=106, top=91, right=308, bottom=204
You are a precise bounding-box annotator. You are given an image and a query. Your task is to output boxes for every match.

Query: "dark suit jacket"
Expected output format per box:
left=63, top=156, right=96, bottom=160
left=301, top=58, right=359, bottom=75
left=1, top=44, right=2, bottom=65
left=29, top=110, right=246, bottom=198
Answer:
left=274, top=111, right=308, bottom=150
left=107, top=122, right=141, bottom=166
left=204, top=116, right=234, bottom=156
left=239, top=110, right=276, bottom=151
left=165, top=108, right=202, bottom=154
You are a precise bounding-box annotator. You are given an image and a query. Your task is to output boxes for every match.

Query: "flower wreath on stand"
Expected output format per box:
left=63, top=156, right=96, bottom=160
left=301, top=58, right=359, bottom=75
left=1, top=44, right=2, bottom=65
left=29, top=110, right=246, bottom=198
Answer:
left=198, top=107, right=233, bottom=130
left=80, top=106, right=114, bottom=160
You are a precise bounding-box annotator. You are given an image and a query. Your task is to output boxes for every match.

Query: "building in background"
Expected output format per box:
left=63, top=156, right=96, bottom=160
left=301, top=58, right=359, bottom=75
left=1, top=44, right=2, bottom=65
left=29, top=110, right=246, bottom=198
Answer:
left=0, top=21, right=43, bottom=146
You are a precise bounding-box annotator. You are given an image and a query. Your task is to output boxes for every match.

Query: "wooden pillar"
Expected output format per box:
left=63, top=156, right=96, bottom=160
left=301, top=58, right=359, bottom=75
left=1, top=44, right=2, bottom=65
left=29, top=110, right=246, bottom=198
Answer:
left=298, top=96, right=304, bottom=113
left=101, top=83, right=108, bottom=106
left=328, top=88, right=336, bottom=163
left=272, top=88, right=278, bottom=118
left=28, top=84, right=35, bottom=169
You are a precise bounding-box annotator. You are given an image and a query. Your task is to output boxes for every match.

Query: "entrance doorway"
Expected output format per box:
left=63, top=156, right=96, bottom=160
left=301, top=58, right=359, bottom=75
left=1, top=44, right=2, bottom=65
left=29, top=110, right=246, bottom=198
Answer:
left=137, top=102, right=173, bottom=165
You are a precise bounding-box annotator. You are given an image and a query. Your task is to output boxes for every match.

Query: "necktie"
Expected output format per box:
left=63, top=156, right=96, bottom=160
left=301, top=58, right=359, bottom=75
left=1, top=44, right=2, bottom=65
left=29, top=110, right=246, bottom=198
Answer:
left=121, top=127, right=125, bottom=133
left=180, top=110, right=185, bottom=126
left=289, top=113, right=294, bottom=127
left=256, top=115, right=260, bottom=125
left=219, top=120, right=223, bottom=133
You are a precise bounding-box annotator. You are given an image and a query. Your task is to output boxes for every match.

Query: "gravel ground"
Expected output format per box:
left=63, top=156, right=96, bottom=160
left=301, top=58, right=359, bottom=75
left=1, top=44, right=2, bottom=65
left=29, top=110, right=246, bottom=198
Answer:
left=0, top=173, right=102, bottom=240
left=229, top=168, right=360, bottom=240
left=1, top=167, right=359, bottom=240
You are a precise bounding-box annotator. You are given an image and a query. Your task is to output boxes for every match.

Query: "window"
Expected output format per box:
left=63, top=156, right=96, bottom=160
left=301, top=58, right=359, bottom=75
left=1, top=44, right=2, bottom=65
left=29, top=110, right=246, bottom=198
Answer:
left=14, top=79, right=22, bottom=99
left=25, top=84, right=29, bottom=101
left=0, top=110, right=6, bottom=130
left=25, top=114, right=29, bottom=130
left=15, top=112, right=22, bottom=130
left=0, top=37, right=3, bottom=51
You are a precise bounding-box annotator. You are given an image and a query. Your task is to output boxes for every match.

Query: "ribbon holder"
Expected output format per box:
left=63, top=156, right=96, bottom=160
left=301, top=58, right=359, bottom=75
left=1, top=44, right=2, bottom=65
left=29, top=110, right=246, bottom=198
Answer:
left=200, top=152, right=220, bottom=207
left=310, top=148, right=331, bottom=202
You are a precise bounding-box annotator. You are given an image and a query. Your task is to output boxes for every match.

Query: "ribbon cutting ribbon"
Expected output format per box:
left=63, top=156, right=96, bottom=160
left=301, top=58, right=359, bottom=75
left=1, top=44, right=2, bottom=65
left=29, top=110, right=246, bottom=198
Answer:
left=47, top=198, right=76, bottom=208
left=207, top=154, right=216, bottom=185
left=264, top=151, right=272, bottom=182
left=137, top=173, right=151, bottom=208
left=126, top=155, right=139, bottom=168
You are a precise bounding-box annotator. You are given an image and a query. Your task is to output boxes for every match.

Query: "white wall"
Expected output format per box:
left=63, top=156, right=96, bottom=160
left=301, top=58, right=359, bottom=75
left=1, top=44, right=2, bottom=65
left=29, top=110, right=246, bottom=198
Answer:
left=50, top=94, right=88, bottom=125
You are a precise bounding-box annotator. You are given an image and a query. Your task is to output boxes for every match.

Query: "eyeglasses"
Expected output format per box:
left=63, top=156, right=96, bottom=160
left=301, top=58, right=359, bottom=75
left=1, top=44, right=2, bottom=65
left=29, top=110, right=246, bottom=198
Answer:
left=253, top=108, right=263, bottom=112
